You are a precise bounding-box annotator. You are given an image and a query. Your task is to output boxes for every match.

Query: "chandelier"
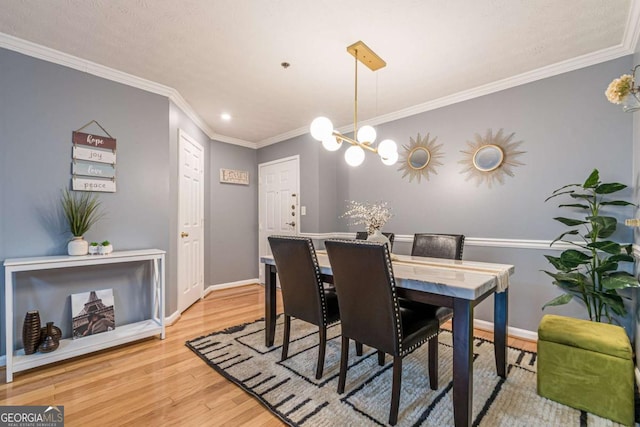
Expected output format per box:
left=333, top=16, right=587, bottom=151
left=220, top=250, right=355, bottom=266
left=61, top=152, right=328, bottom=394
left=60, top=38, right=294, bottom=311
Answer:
left=310, top=41, right=398, bottom=167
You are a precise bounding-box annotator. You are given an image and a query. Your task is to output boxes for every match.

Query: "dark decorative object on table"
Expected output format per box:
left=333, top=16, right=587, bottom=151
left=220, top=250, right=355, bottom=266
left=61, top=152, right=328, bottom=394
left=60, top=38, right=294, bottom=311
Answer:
left=38, top=322, right=60, bottom=353
left=40, top=322, right=62, bottom=343
left=22, top=310, right=41, bottom=355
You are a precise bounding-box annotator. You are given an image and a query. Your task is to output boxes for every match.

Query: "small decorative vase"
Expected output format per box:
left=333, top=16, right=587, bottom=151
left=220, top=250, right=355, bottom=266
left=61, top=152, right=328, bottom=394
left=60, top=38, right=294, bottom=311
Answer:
left=88, top=244, right=99, bottom=255
left=68, top=236, right=89, bottom=256
left=22, top=310, right=42, bottom=355
left=38, top=322, right=60, bottom=353
left=99, top=244, right=113, bottom=255
left=367, top=229, right=391, bottom=251
left=40, top=322, right=62, bottom=343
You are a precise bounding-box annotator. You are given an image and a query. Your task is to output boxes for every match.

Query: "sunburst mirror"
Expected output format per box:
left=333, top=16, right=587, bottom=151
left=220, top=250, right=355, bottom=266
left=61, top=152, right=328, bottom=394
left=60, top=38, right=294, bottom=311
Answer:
left=459, top=128, right=525, bottom=187
left=398, top=133, right=444, bottom=183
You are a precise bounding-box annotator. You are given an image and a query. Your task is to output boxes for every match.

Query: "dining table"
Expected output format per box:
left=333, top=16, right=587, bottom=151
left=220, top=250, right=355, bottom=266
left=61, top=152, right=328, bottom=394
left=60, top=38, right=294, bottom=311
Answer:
left=260, top=250, right=515, bottom=427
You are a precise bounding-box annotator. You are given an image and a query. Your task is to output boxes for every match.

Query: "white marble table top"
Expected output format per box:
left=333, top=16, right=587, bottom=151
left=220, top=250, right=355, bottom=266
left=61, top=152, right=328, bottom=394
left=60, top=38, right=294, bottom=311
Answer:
left=261, top=252, right=515, bottom=301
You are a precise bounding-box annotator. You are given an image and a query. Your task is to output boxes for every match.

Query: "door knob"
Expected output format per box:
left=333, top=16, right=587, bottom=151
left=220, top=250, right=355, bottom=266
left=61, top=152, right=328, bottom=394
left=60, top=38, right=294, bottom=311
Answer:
left=286, top=221, right=296, bottom=227
left=181, top=232, right=189, bottom=238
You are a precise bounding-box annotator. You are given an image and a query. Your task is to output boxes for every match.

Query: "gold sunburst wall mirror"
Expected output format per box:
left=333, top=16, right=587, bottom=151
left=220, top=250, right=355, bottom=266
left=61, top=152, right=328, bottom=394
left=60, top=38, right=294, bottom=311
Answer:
left=398, top=132, right=444, bottom=183
left=459, top=128, right=525, bottom=187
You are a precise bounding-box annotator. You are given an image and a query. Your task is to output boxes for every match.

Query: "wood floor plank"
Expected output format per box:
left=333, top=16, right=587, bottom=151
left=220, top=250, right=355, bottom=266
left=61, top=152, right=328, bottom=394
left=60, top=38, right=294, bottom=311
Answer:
left=0, top=284, right=536, bottom=426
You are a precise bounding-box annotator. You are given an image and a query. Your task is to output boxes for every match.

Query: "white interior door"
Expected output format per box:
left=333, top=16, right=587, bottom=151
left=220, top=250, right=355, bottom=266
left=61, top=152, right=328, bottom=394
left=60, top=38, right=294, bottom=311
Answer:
left=258, top=156, right=300, bottom=283
left=178, top=129, right=204, bottom=312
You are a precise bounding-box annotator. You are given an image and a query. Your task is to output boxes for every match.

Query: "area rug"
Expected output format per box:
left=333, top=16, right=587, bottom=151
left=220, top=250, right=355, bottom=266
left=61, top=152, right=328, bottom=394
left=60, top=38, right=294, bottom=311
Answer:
left=186, top=316, right=622, bottom=426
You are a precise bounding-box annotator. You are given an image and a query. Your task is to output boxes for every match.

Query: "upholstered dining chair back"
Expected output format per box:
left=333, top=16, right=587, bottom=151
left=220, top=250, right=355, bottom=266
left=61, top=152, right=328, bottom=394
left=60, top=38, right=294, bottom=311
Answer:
left=325, top=239, right=441, bottom=425
left=268, top=236, right=326, bottom=327
left=355, top=231, right=395, bottom=251
left=411, top=233, right=465, bottom=260
left=325, top=239, right=400, bottom=355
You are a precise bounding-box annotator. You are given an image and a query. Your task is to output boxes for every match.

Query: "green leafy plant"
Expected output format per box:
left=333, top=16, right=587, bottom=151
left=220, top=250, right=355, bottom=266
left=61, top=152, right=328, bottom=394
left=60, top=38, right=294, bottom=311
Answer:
left=543, top=169, right=638, bottom=323
left=101, top=240, right=111, bottom=246
left=61, top=189, right=104, bottom=237
left=90, top=242, right=99, bottom=247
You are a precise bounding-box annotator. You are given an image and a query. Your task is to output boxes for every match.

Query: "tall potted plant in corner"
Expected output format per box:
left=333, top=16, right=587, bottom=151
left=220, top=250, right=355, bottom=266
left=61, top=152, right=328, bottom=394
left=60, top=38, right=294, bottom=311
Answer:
left=543, top=169, right=639, bottom=323
left=61, top=189, right=104, bottom=256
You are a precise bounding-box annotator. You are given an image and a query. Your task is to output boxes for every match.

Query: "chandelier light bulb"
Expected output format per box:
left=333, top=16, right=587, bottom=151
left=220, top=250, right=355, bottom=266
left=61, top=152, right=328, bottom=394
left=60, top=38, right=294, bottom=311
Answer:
left=345, top=145, right=365, bottom=167
left=322, top=132, right=342, bottom=151
left=377, top=139, right=398, bottom=159
left=380, top=150, right=399, bottom=166
left=310, top=117, right=334, bottom=141
left=356, top=125, right=377, bottom=144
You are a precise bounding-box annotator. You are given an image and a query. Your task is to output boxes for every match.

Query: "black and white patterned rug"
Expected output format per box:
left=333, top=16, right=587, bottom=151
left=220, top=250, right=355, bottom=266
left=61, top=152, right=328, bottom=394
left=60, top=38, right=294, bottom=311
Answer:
left=186, top=316, right=622, bottom=426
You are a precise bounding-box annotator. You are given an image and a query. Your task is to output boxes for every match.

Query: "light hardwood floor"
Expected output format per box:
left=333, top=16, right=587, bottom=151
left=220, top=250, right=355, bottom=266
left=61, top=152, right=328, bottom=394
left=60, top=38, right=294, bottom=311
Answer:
left=0, top=284, right=536, bottom=426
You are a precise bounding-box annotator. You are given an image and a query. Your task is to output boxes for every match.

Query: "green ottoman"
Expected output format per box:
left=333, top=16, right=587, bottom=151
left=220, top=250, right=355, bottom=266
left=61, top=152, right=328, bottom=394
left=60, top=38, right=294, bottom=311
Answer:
left=537, top=314, right=634, bottom=426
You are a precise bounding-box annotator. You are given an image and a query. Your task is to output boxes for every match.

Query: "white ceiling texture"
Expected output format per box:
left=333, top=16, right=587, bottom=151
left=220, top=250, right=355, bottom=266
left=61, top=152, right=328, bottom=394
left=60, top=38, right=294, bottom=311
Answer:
left=1, top=0, right=639, bottom=148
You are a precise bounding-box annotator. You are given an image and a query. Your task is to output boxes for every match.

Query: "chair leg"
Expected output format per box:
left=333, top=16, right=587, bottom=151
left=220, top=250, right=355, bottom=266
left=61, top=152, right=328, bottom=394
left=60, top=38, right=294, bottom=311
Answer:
left=338, top=336, right=349, bottom=394
left=356, top=341, right=363, bottom=356
left=316, top=326, right=327, bottom=379
left=281, top=314, right=291, bottom=361
left=428, top=335, right=439, bottom=390
left=389, top=355, right=402, bottom=426
left=378, top=350, right=385, bottom=366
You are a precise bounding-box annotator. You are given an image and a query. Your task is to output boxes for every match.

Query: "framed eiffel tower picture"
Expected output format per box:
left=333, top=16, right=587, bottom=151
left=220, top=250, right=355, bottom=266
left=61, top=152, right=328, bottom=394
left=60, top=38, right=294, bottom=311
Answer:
left=71, top=289, right=116, bottom=339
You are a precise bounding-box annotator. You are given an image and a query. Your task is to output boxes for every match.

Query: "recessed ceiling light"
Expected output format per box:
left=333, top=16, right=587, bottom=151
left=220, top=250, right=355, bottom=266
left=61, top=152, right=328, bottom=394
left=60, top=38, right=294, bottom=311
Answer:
left=221, top=113, right=232, bottom=121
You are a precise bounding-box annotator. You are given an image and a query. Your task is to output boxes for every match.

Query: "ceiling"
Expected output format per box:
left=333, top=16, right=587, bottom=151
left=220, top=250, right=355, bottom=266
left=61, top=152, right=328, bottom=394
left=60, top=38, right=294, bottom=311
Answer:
left=1, top=1, right=639, bottom=147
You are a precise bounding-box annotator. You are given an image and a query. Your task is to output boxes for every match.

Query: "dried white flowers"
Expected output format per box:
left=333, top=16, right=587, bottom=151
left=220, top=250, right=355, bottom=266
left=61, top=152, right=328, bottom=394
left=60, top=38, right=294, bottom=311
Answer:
left=342, top=201, right=392, bottom=234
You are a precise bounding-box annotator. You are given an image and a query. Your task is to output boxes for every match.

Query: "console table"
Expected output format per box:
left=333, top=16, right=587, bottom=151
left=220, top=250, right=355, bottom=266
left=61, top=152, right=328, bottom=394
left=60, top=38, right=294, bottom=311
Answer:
left=3, top=249, right=165, bottom=382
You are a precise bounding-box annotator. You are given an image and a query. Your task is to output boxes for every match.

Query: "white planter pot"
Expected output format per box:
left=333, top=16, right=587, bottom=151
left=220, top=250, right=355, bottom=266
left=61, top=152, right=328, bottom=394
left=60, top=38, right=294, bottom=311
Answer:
left=88, top=245, right=99, bottom=255
left=99, top=244, right=113, bottom=255
left=68, top=236, right=89, bottom=256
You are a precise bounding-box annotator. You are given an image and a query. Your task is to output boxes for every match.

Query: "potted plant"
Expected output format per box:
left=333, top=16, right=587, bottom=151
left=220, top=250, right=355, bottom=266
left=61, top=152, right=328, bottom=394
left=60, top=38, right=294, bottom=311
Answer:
left=89, top=242, right=99, bottom=255
left=61, top=189, right=104, bottom=256
left=99, top=240, right=113, bottom=255
left=543, top=169, right=639, bottom=323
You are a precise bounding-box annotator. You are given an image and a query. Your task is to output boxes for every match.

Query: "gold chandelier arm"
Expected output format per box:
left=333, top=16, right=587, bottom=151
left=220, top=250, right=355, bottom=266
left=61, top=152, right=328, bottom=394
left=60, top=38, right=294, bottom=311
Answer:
left=333, top=132, right=378, bottom=154
left=354, top=49, right=358, bottom=138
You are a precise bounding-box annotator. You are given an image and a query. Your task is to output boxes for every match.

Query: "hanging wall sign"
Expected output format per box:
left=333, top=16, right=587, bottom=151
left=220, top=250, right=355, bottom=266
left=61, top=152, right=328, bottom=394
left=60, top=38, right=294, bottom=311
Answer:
left=72, top=131, right=117, bottom=151
left=72, top=145, right=116, bottom=164
left=71, top=120, right=117, bottom=192
left=73, top=160, right=116, bottom=178
left=72, top=177, right=116, bottom=192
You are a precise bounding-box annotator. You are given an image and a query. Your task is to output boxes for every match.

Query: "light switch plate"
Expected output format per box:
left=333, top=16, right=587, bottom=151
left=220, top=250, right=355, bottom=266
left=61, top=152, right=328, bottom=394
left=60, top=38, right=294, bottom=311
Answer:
left=301, top=206, right=306, bottom=216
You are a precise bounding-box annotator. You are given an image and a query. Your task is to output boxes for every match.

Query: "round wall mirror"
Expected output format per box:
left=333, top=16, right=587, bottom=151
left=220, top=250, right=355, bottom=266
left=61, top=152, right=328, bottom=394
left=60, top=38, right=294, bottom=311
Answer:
left=408, top=147, right=430, bottom=170
left=473, top=144, right=504, bottom=172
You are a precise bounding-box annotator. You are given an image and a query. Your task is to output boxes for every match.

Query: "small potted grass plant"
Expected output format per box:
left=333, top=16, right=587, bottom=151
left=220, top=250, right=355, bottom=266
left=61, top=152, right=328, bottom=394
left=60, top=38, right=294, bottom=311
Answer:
left=61, top=189, right=104, bottom=256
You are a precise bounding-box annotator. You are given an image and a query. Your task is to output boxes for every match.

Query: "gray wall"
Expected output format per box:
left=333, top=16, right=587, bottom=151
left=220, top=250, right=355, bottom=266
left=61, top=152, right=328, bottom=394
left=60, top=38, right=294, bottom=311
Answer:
left=258, top=56, right=636, bottom=333
left=0, top=48, right=171, bottom=353
left=209, top=140, right=258, bottom=284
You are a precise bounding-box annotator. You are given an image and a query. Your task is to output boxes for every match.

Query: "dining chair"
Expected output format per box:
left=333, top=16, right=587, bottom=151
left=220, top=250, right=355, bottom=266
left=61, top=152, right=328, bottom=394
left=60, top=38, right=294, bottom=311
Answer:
left=355, top=231, right=395, bottom=251
left=324, top=239, right=441, bottom=425
left=411, top=233, right=465, bottom=260
left=268, top=235, right=341, bottom=379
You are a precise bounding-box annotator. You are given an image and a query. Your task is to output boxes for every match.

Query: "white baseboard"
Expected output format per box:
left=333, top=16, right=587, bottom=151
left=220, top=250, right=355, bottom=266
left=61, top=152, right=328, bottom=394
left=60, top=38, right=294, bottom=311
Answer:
left=204, top=278, right=261, bottom=296
left=473, top=319, right=538, bottom=342
left=165, top=310, right=181, bottom=326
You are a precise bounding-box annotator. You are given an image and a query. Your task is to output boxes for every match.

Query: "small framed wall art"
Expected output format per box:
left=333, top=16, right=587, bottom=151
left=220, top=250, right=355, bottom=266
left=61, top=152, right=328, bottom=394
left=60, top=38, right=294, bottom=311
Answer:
left=220, top=168, right=249, bottom=185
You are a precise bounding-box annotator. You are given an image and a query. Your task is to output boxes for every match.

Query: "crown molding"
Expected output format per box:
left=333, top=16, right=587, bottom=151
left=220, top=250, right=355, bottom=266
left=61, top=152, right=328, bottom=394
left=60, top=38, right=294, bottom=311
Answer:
left=0, top=32, right=257, bottom=150
left=4, top=1, right=640, bottom=153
